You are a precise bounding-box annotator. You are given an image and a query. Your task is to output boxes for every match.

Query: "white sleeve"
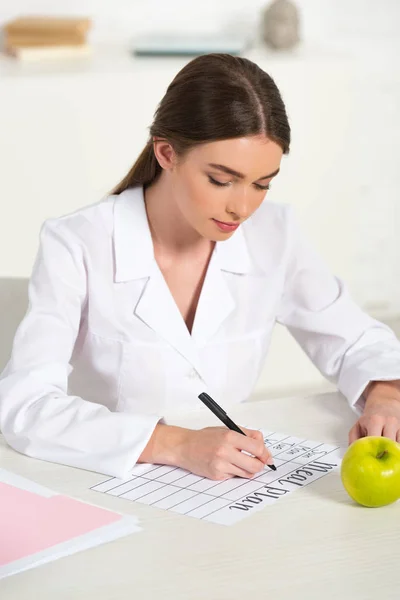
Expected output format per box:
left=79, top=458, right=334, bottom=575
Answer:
left=276, top=207, right=400, bottom=415
left=0, top=220, right=160, bottom=478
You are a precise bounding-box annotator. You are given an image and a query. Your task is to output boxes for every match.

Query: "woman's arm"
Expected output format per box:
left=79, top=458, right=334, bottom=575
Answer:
left=0, top=220, right=161, bottom=478
left=276, top=207, right=400, bottom=435
left=0, top=219, right=273, bottom=480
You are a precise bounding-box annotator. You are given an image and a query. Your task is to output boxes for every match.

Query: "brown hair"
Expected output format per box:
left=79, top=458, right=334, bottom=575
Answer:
left=111, top=53, right=290, bottom=194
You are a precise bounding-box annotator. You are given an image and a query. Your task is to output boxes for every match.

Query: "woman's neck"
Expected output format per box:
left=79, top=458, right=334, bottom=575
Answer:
left=143, top=177, right=213, bottom=258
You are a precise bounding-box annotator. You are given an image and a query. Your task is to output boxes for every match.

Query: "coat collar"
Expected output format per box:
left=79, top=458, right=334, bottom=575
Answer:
left=113, top=186, right=155, bottom=282
left=111, top=185, right=262, bottom=380
left=112, top=185, right=258, bottom=282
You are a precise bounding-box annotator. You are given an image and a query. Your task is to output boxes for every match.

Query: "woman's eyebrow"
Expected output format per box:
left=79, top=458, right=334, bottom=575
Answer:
left=207, top=163, right=280, bottom=181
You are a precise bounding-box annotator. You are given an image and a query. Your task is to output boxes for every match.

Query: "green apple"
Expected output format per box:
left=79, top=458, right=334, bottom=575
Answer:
left=341, top=436, right=400, bottom=507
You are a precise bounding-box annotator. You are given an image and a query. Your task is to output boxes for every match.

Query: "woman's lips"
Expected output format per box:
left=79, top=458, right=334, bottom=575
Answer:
left=212, top=218, right=240, bottom=232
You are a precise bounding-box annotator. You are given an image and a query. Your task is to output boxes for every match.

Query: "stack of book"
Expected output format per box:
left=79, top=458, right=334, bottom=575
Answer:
left=3, top=16, right=92, bottom=61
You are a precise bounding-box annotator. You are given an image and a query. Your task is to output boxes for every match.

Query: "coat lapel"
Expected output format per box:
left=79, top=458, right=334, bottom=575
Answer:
left=113, top=186, right=257, bottom=379
left=190, top=247, right=235, bottom=346
left=191, top=222, right=257, bottom=345
left=134, top=261, right=206, bottom=376
left=113, top=187, right=204, bottom=376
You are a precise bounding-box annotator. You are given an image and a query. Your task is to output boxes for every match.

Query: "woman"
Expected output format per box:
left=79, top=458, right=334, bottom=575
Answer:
left=1, top=53, right=400, bottom=482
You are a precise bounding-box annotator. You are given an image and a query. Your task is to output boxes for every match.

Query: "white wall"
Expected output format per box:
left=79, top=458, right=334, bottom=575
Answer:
left=1, top=0, right=399, bottom=47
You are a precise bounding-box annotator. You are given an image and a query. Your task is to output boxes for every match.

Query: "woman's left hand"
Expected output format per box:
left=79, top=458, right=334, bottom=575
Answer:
left=348, top=382, right=400, bottom=444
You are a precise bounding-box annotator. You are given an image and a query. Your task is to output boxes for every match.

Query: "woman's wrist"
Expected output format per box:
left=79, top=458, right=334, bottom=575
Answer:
left=138, top=423, right=191, bottom=467
left=364, top=380, right=400, bottom=407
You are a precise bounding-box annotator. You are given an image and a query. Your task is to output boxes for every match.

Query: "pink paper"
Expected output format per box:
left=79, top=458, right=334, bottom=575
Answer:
left=0, top=482, right=122, bottom=565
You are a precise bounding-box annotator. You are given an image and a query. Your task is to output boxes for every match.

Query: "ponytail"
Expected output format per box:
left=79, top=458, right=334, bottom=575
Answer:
left=111, top=139, right=162, bottom=194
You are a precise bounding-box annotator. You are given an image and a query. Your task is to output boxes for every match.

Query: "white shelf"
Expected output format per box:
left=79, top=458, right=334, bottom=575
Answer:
left=0, top=39, right=368, bottom=80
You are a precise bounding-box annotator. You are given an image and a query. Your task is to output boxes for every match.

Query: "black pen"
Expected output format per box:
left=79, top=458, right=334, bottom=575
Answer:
left=198, top=392, right=276, bottom=471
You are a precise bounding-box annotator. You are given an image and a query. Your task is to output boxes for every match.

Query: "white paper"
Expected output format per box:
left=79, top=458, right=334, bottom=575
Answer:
left=0, top=467, right=55, bottom=497
left=91, top=431, right=345, bottom=526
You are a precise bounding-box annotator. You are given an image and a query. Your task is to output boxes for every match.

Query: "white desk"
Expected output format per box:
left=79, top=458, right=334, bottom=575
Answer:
left=1, top=391, right=399, bottom=599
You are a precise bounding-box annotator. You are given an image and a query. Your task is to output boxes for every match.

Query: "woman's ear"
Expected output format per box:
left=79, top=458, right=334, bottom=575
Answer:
left=152, top=138, right=177, bottom=170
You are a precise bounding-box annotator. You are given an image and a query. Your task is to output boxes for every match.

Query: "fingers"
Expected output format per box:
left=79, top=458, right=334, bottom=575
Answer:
left=364, top=415, right=399, bottom=440
left=231, top=448, right=266, bottom=475
left=382, top=417, right=400, bottom=441
left=365, top=415, right=385, bottom=437
left=349, top=416, right=400, bottom=444
left=238, top=428, right=274, bottom=464
left=348, top=423, right=362, bottom=445
left=210, top=451, right=262, bottom=480
left=214, top=432, right=267, bottom=476
left=226, top=464, right=258, bottom=479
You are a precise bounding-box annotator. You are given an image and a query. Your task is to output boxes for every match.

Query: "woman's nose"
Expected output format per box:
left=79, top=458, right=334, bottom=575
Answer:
left=226, top=190, right=252, bottom=220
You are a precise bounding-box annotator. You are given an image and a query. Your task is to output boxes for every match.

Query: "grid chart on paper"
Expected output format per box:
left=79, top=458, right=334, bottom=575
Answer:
left=91, top=431, right=343, bottom=526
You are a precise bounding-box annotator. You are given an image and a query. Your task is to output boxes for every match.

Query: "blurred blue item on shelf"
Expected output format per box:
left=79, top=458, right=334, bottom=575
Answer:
left=132, top=31, right=250, bottom=57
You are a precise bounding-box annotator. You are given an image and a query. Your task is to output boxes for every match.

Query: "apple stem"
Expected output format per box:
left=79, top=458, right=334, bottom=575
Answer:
left=376, top=450, right=388, bottom=459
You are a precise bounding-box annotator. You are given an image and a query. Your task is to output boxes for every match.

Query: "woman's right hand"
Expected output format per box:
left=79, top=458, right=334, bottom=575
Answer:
left=139, top=423, right=274, bottom=480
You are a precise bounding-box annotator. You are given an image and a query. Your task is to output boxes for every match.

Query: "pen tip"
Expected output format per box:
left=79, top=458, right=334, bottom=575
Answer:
left=268, top=464, right=277, bottom=471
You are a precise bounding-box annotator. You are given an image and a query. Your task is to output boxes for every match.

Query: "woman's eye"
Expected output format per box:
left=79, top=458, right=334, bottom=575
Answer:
left=255, top=183, right=271, bottom=191
left=208, top=176, right=270, bottom=191
left=208, top=176, right=230, bottom=187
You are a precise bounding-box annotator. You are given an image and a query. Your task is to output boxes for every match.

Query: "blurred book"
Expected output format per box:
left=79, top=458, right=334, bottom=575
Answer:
left=6, top=45, right=93, bottom=61
left=5, top=33, right=87, bottom=47
left=2, top=15, right=92, bottom=61
left=4, top=16, right=91, bottom=36
left=132, top=32, right=250, bottom=57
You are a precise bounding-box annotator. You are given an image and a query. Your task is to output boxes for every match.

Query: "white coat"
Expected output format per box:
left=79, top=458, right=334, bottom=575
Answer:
left=1, top=186, right=400, bottom=478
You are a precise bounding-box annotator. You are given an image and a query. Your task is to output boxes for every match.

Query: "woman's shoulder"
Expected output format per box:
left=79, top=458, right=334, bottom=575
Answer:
left=243, top=199, right=294, bottom=257
left=248, top=198, right=292, bottom=231
left=39, top=194, right=119, bottom=253
left=234, top=200, right=293, bottom=276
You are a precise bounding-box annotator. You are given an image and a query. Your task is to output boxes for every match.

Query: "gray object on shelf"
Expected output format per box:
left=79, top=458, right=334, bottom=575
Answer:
left=261, top=0, right=300, bottom=50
